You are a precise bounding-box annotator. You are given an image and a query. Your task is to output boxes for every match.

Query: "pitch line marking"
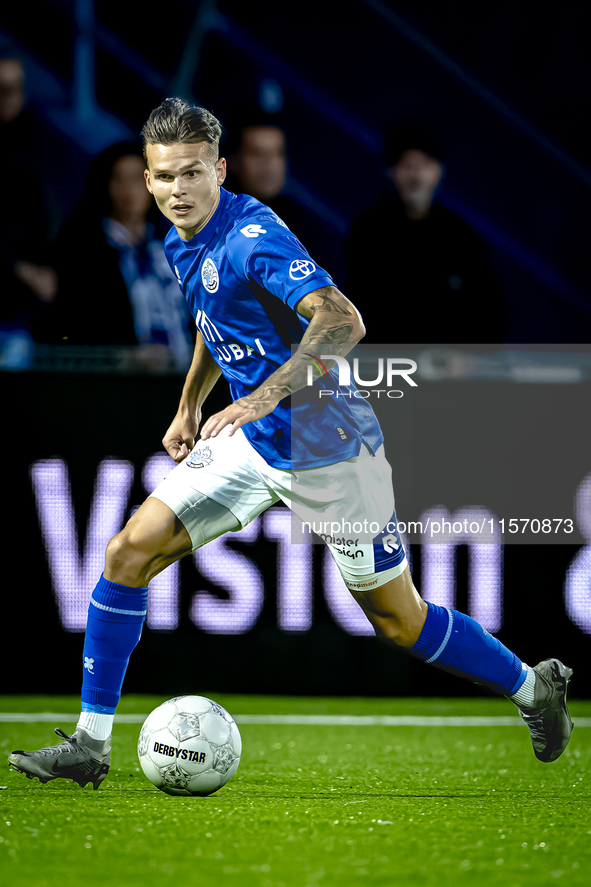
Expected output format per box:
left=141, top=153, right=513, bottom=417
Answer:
left=1, top=713, right=590, bottom=726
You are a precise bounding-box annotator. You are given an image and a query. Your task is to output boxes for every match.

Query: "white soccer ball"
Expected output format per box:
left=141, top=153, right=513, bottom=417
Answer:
left=138, top=695, right=242, bottom=796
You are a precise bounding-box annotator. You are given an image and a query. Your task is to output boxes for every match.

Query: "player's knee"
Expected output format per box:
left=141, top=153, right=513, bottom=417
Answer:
left=373, top=616, right=418, bottom=649
left=105, top=530, right=130, bottom=574
left=105, top=526, right=152, bottom=578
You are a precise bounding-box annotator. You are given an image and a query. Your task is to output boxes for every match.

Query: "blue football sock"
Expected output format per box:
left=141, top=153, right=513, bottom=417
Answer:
left=81, top=575, right=148, bottom=715
left=410, top=602, right=527, bottom=695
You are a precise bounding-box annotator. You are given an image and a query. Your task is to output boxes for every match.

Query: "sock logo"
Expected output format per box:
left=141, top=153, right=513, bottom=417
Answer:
left=84, top=657, right=95, bottom=674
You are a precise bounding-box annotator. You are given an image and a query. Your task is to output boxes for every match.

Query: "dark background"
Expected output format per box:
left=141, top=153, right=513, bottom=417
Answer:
left=1, top=1, right=590, bottom=697
left=3, top=0, right=591, bottom=339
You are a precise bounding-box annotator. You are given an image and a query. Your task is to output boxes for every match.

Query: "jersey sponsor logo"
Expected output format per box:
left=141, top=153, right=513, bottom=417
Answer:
left=240, top=224, right=267, bottom=238
left=216, top=344, right=247, bottom=362
left=214, top=339, right=266, bottom=362
left=186, top=445, right=214, bottom=469
left=289, top=259, right=316, bottom=280
left=201, top=257, right=219, bottom=293
left=195, top=309, right=224, bottom=343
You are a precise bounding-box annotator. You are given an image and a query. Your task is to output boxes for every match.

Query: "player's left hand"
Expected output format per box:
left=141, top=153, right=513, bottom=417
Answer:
left=200, top=395, right=279, bottom=440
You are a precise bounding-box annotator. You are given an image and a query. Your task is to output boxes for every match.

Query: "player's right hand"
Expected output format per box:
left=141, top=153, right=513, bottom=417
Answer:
left=162, top=414, right=199, bottom=463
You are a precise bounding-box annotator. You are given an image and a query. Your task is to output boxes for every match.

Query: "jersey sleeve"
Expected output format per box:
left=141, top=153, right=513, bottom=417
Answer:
left=227, top=218, right=334, bottom=311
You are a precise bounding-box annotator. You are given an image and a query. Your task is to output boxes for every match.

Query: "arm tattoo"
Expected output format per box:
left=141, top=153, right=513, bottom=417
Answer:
left=240, top=286, right=362, bottom=409
left=304, top=288, right=356, bottom=345
left=312, top=290, right=354, bottom=314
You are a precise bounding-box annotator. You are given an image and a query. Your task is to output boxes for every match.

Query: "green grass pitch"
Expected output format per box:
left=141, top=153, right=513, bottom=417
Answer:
left=1, top=694, right=590, bottom=887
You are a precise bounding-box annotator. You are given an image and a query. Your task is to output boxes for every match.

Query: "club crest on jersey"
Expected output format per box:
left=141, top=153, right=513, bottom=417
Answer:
left=289, top=259, right=315, bottom=280
left=186, top=445, right=214, bottom=469
left=201, top=257, right=219, bottom=293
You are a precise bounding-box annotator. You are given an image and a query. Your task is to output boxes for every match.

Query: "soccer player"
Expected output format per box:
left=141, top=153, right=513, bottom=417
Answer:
left=9, top=99, right=573, bottom=789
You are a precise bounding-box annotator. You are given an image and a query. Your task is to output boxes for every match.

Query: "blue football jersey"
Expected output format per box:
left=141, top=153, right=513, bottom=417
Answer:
left=164, top=187, right=383, bottom=469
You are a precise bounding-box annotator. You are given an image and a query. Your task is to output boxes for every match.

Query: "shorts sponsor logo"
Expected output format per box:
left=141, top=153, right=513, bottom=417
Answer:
left=186, top=445, right=214, bottom=469
left=320, top=534, right=364, bottom=559
left=320, top=535, right=360, bottom=547
left=201, top=257, right=219, bottom=293
left=333, top=545, right=364, bottom=559
left=348, top=578, right=379, bottom=590
left=289, top=259, right=315, bottom=280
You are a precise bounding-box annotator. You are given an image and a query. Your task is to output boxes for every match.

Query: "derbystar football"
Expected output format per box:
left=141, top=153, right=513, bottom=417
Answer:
left=138, top=695, right=242, bottom=796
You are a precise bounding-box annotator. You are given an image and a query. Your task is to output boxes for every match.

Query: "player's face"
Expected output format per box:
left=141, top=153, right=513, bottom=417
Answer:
left=144, top=142, right=226, bottom=240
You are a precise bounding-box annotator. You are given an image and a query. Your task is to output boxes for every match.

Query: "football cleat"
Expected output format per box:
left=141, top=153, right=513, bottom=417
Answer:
left=8, top=727, right=110, bottom=789
left=518, top=659, right=574, bottom=763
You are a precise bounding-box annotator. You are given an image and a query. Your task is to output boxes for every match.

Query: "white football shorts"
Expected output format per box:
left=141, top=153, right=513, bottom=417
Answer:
left=149, top=427, right=408, bottom=591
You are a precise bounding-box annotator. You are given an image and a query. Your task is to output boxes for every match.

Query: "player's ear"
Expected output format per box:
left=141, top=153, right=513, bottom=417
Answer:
left=144, top=168, right=153, bottom=194
left=216, top=157, right=226, bottom=186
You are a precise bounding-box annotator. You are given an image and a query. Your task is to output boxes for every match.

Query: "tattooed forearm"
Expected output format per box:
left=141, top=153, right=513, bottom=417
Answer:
left=199, top=287, right=366, bottom=439
left=305, top=321, right=354, bottom=346
left=239, top=285, right=364, bottom=409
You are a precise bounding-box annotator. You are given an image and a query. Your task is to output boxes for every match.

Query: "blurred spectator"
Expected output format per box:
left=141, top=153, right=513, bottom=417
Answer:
left=0, top=52, right=57, bottom=368
left=346, top=126, right=507, bottom=345
left=47, top=141, right=194, bottom=371
left=223, top=108, right=342, bottom=280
